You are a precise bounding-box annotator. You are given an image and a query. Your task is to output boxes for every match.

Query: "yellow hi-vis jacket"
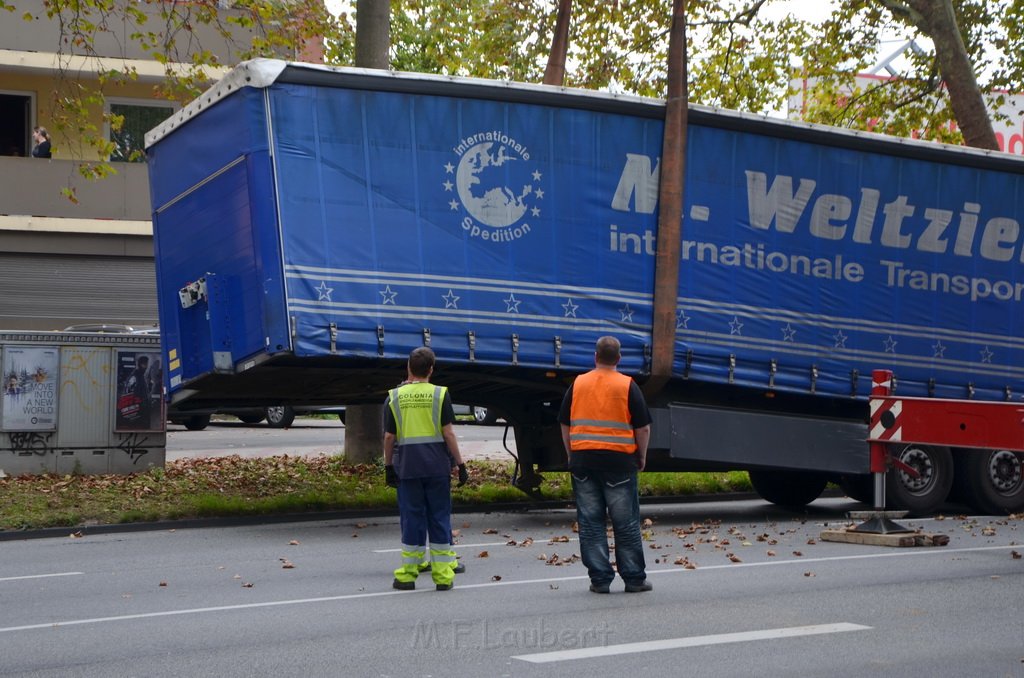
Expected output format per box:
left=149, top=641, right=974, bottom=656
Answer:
left=568, top=369, right=637, bottom=454
left=387, top=381, right=450, bottom=478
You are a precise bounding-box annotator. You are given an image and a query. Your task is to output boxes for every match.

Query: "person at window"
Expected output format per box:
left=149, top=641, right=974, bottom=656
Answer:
left=31, top=127, right=51, bottom=158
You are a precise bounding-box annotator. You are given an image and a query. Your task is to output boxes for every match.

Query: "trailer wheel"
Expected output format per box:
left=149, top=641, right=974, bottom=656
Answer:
left=960, top=449, right=1024, bottom=515
left=183, top=414, right=211, bottom=431
left=885, top=444, right=952, bottom=516
left=837, top=474, right=874, bottom=504
left=265, top=406, right=295, bottom=428
left=748, top=470, right=828, bottom=509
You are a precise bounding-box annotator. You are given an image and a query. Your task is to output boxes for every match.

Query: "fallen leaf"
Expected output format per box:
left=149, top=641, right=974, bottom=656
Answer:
left=519, top=537, right=534, bottom=548
left=793, top=551, right=804, bottom=557
left=482, top=528, right=498, bottom=534
left=491, top=575, right=502, bottom=581
left=477, top=550, right=489, bottom=558
left=506, top=539, right=518, bottom=546
left=767, top=550, right=777, bottom=557
left=1012, top=551, right=1021, bottom=559
left=804, top=572, right=815, bottom=577
left=159, top=581, right=168, bottom=587
left=242, top=582, right=254, bottom=588
left=69, top=531, right=83, bottom=539
left=537, top=553, right=548, bottom=560
left=642, top=518, right=654, bottom=528
left=982, top=527, right=997, bottom=536
left=288, top=540, right=300, bottom=546
left=452, top=529, right=462, bottom=537
left=549, top=535, right=570, bottom=543
left=351, top=533, right=359, bottom=538
left=806, top=538, right=817, bottom=545
left=727, top=553, right=742, bottom=563
left=549, top=584, right=559, bottom=590
left=355, top=523, right=368, bottom=529
left=233, top=574, right=242, bottom=579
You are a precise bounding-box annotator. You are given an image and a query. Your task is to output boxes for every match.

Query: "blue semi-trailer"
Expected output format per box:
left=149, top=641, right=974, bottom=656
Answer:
left=146, top=59, right=1024, bottom=514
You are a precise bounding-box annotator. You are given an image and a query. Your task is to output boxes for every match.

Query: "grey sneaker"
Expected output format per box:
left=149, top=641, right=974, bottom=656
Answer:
left=589, top=582, right=611, bottom=594
left=624, top=580, right=653, bottom=593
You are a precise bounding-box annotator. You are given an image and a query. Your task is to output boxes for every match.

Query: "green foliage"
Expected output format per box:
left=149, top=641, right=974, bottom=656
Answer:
left=0, top=456, right=751, bottom=531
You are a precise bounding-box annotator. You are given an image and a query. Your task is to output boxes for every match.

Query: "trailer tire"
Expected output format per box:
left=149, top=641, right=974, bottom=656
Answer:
left=183, top=414, right=211, bottom=431
left=885, top=444, right=952, bottom=516
left=748, top=470, right=828, bottom=509
left=265, top=406, right=295, bottom=428
left=960, top=449, right=1024, bottom=515
left=837, top=474, right=874, bottom=504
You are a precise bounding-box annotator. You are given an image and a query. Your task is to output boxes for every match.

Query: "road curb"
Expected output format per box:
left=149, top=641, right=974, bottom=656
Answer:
left=0, top=491, right=778, bottom=542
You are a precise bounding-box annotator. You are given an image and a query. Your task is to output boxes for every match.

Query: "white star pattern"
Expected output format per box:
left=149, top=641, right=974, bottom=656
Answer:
left=444, top=162, right=455, bottom=174
left=534, top=188, right=545, bottom=200
left=833, top=330, right=848, bottom=349
left=729, top=316, right=743, bottom=335
left=504, top=293, right=521, bottom=313
left=781, top=323, right=796, bottom=342
left=883, top=336, right=898, bottom=353
left=532, top=169, right=542, bottom=182
left=620, top=304, right=634, bottom=322
left=379, top=285, right=398, bottom=305
left=980, top=346, right=994, bottom=363
left=932, top=341, right=946, bottom=358
left=442, top=289, right=459, bottom=309
left=449, top=200, right=460, bottom=210
left=676, top=309, right=690, bottom=329
left=443, top=180, right=453, bottom=192
left=531, top=206, right=541, bottom=217
left=562, top=298, right=579, bottom=318
left=315, top=281, right=333, bottom=302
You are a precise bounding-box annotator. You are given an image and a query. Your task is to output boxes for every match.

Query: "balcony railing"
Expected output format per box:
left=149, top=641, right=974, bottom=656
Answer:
left=0, top=156, right=151, bottom=222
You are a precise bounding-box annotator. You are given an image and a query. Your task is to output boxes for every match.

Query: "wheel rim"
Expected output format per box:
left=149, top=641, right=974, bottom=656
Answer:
left=897, top=446, right=935, bottom=495
left=473, top=407, right=487, bottom=423
left=987, top=450, right=1023, bottom=496
left=267, top=406, right=285, bottom=424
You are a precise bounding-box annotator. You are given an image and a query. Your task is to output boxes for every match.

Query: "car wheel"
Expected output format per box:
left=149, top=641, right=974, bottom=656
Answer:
left=473, top=407, right=498, bottom=425
left=183, top=414, right=211, bottom=431
left=265, top=405, right=295, bottom=428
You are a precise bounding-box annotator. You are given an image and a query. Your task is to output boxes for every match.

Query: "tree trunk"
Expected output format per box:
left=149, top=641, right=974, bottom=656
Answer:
left=882, top=0, right=997, bottom=150
left=543, top=0, right=573, bottom=86
left=355, top=0, right=391, bottom=70
left=644, top=0, right=688, bottom=398
left=343, top=404, right=384, bottom=464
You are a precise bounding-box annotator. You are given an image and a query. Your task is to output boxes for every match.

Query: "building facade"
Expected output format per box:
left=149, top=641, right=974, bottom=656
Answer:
left=0, top=0, right=316, bottom=331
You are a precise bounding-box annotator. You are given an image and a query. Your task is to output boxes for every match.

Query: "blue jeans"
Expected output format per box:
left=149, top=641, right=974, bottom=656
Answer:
left=571, top=468, right=646, bottom=586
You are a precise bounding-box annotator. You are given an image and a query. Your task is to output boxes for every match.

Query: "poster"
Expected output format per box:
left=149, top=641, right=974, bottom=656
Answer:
left=114, top=349, right=164, bottom=432
left=1, top=346, right=59, bottom=431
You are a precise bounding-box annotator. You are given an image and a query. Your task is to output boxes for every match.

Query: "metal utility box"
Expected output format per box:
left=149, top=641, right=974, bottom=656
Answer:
left=0, top=331, right=165, bottom=476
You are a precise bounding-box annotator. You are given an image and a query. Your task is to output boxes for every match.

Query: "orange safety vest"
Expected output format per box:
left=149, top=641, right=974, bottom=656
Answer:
left=568, top=369, right=637, bottom=454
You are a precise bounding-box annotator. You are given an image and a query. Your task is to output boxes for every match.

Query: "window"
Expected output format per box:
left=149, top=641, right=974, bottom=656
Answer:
left=108, top=101, right=176, bottom=162
left=0, top=92, right=33, bottom=157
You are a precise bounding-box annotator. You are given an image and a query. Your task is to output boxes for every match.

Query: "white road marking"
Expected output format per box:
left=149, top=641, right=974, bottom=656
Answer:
left=0, top=544, right=1014, bottom=634
left=512, top=623, right=872, bottom=663
left=0, top=572, right=83, bottom=583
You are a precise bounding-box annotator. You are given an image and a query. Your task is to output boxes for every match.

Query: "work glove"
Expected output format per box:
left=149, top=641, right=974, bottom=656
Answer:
left=457, top=463, right=469, bottom=487
left=385, top=465, right=399, bottom=488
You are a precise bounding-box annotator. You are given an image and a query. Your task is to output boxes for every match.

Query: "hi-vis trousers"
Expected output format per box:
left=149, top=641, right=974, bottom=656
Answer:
left=394, top=475, right=456, bottom=585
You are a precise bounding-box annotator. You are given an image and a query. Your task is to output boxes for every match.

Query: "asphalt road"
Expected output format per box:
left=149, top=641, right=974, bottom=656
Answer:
left=166, top=418, right=518, bottom=463
left=2, top=498, right=1021, bottom=677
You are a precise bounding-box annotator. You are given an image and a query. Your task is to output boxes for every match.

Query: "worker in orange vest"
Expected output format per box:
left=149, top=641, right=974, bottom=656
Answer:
left=559, top=336, right=652, bottom=594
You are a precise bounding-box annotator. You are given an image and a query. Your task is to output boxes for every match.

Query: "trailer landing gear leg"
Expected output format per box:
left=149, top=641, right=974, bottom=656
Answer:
left=850, top=370, right=913, bottom=535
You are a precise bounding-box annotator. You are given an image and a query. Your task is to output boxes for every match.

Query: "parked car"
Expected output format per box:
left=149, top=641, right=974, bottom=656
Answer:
left=169, top=404, right=346, bottom=430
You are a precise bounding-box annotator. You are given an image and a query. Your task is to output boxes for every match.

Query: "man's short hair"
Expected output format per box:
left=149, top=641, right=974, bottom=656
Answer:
left=595, top=336, right=621, bottom=365
left=408, top=347, right=436, bottom=378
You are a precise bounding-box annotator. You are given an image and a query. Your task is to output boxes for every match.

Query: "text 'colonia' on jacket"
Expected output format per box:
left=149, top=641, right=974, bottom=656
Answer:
left=568, top=369, right=637, bottom=454
left=388, top=382, right=452, bottom=479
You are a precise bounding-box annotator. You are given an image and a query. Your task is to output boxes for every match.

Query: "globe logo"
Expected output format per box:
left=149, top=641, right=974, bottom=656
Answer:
left=446, top=131, right=542, bottom=243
